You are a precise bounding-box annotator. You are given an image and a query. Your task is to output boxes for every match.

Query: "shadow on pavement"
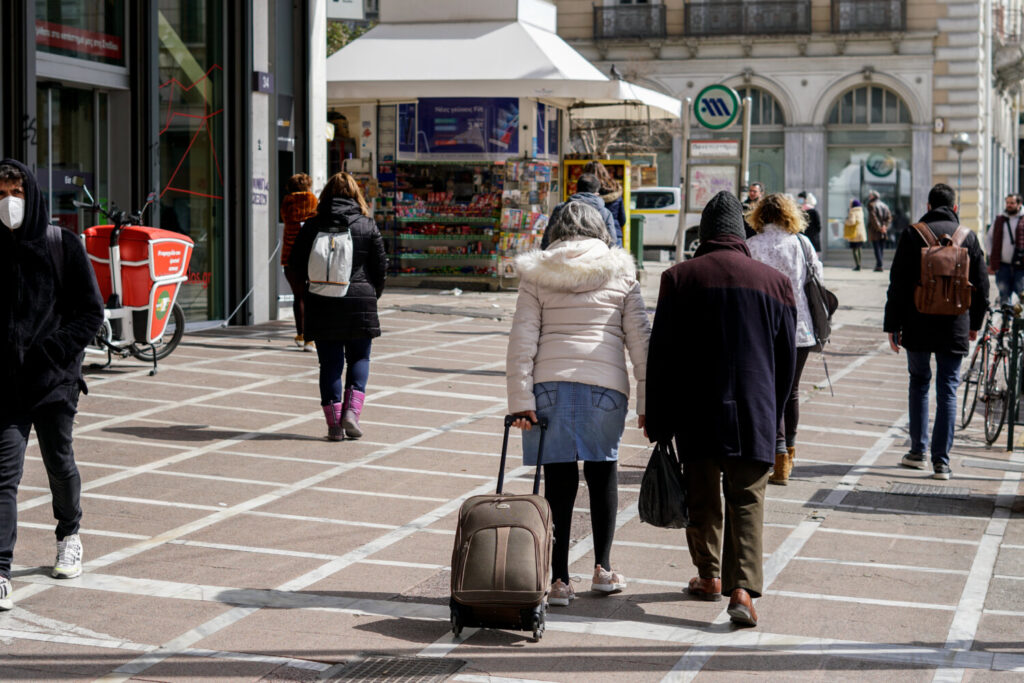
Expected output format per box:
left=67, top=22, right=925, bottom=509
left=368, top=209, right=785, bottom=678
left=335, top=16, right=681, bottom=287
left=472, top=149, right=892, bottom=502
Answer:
left=408, top=366, right=505, bottom=377
left=103, top=424, right=320, bottom=442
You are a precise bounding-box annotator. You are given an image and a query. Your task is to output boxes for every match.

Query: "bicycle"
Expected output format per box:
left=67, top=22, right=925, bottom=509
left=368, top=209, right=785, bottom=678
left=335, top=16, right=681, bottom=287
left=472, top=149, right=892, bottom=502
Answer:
left=960, top=304, right=1000, bottom=429
left=981, top=303, right=1021, bottom=444
left=72, top=177, right=194, bottom=375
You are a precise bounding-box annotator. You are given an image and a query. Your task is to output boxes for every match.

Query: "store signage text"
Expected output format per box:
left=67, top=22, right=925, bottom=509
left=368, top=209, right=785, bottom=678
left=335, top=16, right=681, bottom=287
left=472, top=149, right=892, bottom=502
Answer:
left=36, top=20, right=122, bottom=60
left=690, top=140, right=740, bottom=159
left=252, top=176, right=269, bottom=206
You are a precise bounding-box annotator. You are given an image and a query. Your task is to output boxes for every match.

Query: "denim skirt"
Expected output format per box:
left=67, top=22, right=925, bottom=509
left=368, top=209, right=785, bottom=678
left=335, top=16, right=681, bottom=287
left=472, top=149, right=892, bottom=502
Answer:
left=521, top=381, right=628, bottom=466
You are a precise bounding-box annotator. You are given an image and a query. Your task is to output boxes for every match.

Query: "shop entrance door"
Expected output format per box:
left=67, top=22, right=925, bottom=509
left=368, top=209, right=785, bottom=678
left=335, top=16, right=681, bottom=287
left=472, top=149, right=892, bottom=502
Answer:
left=36, top=83, right=108, bottom=233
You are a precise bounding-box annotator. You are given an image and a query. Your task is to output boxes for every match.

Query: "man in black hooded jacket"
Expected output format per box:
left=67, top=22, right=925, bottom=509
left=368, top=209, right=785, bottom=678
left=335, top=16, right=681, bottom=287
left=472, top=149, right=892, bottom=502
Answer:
left=0, top=159, right=103, bottom=611
left=884, top=183, right=988, bottom=480
left=646, top=191, right=796, bottom=628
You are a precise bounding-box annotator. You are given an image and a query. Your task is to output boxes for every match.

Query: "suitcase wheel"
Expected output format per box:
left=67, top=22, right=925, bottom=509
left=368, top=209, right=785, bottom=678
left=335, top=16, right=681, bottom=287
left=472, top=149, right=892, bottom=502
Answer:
left=531, top=611, right=545, bottom=641
left=451, top=608, right=463, bottom=637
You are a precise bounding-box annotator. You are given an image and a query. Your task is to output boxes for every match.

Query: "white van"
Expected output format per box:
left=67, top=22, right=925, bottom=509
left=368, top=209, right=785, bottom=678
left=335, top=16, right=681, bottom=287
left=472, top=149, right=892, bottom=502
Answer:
left=631, top=187, right=682, bottom=249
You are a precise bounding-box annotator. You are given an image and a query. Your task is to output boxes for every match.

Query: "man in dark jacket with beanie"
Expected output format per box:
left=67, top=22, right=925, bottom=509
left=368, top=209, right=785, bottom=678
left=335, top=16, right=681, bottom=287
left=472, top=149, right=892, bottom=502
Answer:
left=884, top=183, right=988, bottom=480
left=0, top=159, right=103, bottom=611
left=646, top=191, right=797, bottom=627
left=541, top=173, right=619, bottom=248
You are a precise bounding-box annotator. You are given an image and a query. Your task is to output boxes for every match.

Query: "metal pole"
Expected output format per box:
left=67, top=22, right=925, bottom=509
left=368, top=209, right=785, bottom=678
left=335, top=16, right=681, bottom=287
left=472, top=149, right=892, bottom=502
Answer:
left=675, top=97, right=692, bottom=260
left=957, top=151, right=963, bottom=206
left=740, top=96, right=752, bottom=196
left=1007, top=317, right=1020, bottom=451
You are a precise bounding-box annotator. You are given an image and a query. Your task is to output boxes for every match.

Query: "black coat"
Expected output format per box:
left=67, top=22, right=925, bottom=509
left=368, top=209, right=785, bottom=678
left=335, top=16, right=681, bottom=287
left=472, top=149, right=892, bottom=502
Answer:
left=645, top=235, right=797, bottom=465
left=0, top=158, right=104, bottom=417
left=288, top=197, right=387, bottom=341
left=883, top=206, right=989, bottom=355
left=803, top=207, right=822, bottom=251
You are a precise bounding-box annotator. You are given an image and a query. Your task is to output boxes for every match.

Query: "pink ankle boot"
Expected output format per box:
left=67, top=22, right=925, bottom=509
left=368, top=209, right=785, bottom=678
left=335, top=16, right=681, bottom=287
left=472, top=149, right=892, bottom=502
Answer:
left=342, top=388, right=365, bottom=439
left=322, top=403, right=344, bottom=441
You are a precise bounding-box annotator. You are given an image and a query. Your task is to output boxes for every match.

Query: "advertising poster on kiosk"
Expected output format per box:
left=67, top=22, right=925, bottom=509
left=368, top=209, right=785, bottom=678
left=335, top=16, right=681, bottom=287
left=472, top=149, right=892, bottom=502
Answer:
left=416, top=98, right=519, bottom=155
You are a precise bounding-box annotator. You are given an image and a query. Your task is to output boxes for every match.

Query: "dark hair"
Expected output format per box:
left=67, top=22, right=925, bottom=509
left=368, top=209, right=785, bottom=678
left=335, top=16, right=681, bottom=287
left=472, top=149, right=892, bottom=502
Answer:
left=928, top=183, right=956, bottom=209
left=749, top=182, right=764, bottom=191
left=582, top=161, right=621, bottom=194
left=319, top=172, right=370, bottom=216
left=1006, top=193, right=1022, bottom=204
left=285, top=172, right=312, bottom=194
left=0, top=163, right=26, bottom=185
left=576, top=173, right=601, bottom=194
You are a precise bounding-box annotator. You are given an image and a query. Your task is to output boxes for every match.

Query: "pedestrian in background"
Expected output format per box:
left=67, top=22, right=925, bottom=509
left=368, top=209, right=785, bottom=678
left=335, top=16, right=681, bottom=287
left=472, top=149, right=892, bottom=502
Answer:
left=0, top=159, right=104, bottom=611
left=541, top=173, right=617, bottom=248
left=747, top=193, right=823, bottom=486
left=866, top=190, right=892, bottom=272
left=507, top=201, right=650, bottom=608
left=844, top=198, right=867, bottom=270
left=798, top=191, right=822, bottom=251
left=289, top=172, right=387, bottom=441
left=281, top=173, right=318, bottom=351
left=583, top=160, right=625, bottom=246
left=741, top=182, right=764, bottom=239
left=645, top=191, right=796, bottom=628
left=985, top=193, right=1024, bottom=305
left=884, top=183, right=989, bottom=479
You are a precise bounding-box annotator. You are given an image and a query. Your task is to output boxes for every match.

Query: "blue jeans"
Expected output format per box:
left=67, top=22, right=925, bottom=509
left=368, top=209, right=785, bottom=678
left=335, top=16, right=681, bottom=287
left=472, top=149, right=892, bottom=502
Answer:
left=906, top=351, right=962, bottom=466
left=994, top=264, right=1024, bottom=305
left=316, top=338, right=372, bottom=405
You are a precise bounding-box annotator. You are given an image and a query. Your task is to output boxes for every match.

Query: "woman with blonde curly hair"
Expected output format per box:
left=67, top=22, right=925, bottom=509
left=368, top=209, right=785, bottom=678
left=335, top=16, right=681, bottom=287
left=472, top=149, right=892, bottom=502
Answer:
left=746, top=193, right=824, bottom=485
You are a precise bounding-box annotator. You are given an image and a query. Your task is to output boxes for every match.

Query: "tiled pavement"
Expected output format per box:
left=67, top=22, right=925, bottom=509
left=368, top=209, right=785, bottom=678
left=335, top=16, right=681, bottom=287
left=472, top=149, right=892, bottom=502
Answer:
left=3, top=268, right=1024, bottom=682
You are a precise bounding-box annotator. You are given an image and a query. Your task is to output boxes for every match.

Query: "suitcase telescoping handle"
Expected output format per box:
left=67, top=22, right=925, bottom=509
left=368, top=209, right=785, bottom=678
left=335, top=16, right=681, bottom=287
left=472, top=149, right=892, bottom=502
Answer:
left=498, top=414, right=548, bottom=496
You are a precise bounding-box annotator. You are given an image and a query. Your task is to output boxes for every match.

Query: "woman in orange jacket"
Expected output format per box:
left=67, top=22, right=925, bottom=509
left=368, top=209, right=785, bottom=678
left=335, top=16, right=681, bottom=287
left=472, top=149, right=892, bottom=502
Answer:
left=281, top=173, right=318, bottom=349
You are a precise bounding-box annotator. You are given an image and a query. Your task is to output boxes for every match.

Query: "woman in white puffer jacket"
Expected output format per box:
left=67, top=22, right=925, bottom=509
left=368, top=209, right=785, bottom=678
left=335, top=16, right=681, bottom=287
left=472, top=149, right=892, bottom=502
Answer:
left=506, top=201, right=650, bottom=608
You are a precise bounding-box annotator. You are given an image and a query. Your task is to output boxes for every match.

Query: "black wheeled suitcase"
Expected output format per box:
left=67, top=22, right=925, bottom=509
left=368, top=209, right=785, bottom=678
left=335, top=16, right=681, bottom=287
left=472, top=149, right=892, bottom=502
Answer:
left=449, top=415, right=553, bottom=640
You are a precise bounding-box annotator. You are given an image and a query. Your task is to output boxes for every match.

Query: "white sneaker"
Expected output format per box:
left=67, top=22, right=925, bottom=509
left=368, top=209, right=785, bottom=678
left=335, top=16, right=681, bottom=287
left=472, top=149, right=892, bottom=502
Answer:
left=592, top=564, right=627, bottom=594
left=52, top=534, right=83, bottom=579
left=547, top=579, right=576, bottom=606
left=0, top=576, right=12, bottom=611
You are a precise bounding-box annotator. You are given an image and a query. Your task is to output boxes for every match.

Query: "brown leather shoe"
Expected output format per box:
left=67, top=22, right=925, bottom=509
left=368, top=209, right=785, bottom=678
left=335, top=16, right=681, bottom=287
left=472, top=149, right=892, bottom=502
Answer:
left=727, top=588, right=758, bottom=626
left=686, top=576, right=722, bottom=601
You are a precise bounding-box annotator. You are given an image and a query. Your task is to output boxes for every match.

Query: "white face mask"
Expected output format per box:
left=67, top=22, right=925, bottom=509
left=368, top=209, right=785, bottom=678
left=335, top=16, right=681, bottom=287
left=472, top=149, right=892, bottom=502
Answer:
left=0, top=195, right=25, bottom=230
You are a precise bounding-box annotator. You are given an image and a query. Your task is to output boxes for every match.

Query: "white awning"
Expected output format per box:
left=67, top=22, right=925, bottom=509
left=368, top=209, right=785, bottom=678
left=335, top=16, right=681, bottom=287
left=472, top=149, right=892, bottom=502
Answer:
left=326, top=20, right=681, bottom=118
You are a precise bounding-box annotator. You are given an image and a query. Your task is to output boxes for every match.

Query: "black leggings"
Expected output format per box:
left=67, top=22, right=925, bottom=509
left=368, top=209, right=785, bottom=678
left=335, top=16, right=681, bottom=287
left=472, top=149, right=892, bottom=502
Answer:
left=543, top=461, right=618, bottom=584
left=776, top=347, right=812, bottom=453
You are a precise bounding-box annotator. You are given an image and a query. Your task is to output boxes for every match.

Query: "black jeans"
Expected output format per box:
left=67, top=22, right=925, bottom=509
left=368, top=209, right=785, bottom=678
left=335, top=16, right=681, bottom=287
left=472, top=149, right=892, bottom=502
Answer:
left=0, top=395, right=82, bottom=579
left=776, top=347, right=811, bottom=453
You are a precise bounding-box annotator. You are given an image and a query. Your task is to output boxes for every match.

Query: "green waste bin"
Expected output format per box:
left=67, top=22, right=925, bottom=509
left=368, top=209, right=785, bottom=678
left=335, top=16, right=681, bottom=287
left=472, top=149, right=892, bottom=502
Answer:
left=629, top=214, right=644, bottom=270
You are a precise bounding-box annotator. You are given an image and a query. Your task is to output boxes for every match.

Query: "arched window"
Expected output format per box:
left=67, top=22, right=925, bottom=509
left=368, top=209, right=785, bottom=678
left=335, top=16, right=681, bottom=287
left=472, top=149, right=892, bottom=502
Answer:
left=824, top=85, right=913, bottom=253
left=736, top=86, right=785, bottom=126
left=827, top=85, right=911, bottom=125
left=734, top=86, right=785, bottom=192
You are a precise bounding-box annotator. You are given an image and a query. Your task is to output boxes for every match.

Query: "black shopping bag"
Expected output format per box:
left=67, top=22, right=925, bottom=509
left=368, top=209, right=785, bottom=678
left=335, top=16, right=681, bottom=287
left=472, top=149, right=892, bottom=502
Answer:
left=638, top=441, right=688, bottom=529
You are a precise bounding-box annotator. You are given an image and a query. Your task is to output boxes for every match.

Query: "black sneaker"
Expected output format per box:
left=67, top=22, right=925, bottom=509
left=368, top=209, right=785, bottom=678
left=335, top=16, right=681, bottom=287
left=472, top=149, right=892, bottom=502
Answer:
left=901, top=452, right=927, bottom=469
left=933, top=463, right=952, bottom=480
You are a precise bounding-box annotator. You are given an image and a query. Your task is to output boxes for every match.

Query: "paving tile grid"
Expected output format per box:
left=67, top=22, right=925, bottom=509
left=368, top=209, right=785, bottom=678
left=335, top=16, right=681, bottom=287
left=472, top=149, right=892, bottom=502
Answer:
left=1, top=274, right=1023, bottom=682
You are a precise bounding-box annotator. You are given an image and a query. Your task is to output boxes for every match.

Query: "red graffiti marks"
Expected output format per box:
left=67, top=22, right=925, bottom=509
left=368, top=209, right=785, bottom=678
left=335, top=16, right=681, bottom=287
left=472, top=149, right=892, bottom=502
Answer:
left=159, top=64, right=224, bottom=200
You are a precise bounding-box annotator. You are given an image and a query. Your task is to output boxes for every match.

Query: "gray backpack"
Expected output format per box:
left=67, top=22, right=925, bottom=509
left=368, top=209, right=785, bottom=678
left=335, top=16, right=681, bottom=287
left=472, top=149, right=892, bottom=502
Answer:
left=307, top=227, right=353, bottom=297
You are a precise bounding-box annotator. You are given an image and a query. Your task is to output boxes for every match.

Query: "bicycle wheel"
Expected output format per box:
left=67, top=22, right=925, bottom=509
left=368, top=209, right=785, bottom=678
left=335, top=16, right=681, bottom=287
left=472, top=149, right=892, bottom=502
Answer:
left=984, top=351, right=1010, bottom=445
left=960, top=340, right=986, bottom=429
left=130, top=302, right=185, bottom=362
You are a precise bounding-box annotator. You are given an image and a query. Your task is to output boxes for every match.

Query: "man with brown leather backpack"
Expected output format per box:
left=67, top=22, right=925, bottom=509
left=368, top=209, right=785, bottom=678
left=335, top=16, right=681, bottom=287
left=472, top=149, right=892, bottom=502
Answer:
left=884, top=184, right=989, bottom=480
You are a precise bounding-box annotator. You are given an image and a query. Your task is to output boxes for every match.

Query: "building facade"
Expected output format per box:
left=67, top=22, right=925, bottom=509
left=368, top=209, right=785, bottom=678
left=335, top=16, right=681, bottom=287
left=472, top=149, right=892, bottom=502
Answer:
left=0, top=1, right=327, bottom=324
left=555, top=0, right=1024, bottom=249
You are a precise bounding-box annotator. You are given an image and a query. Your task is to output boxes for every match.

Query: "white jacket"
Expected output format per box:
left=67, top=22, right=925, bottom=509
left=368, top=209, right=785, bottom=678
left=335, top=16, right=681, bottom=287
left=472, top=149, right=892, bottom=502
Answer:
left=747, top=225, right=823, bottom=348
left=506, top=238, right=651, bottom=414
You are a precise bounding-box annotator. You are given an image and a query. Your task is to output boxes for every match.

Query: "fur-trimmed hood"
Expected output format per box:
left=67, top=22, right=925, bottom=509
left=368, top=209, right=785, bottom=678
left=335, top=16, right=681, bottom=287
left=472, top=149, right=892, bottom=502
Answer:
left=599, top=187, right=623, bottom=205
left=515, top=238, right=636, bottom=293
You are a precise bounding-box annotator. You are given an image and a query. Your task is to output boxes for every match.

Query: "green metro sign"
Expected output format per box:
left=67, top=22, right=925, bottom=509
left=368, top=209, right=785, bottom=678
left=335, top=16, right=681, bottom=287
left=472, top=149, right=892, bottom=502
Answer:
left=694, top=84, right=741, bottom=130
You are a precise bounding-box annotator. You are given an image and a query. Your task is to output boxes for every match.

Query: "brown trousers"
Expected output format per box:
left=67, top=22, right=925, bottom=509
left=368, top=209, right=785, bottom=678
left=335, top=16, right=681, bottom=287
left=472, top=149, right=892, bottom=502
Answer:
left=685, top=457, right=770, bottom=597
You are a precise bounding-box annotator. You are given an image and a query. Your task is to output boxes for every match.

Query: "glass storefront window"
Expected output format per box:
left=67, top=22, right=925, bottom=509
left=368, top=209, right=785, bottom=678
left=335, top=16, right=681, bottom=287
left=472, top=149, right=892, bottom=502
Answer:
left=36, top=1, right=126, bottom=67
left=826, top=145, right=912, bottom=250
left=157, top=1, right=225, bottom=321
left=36, top=85, right=107, bottom=234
